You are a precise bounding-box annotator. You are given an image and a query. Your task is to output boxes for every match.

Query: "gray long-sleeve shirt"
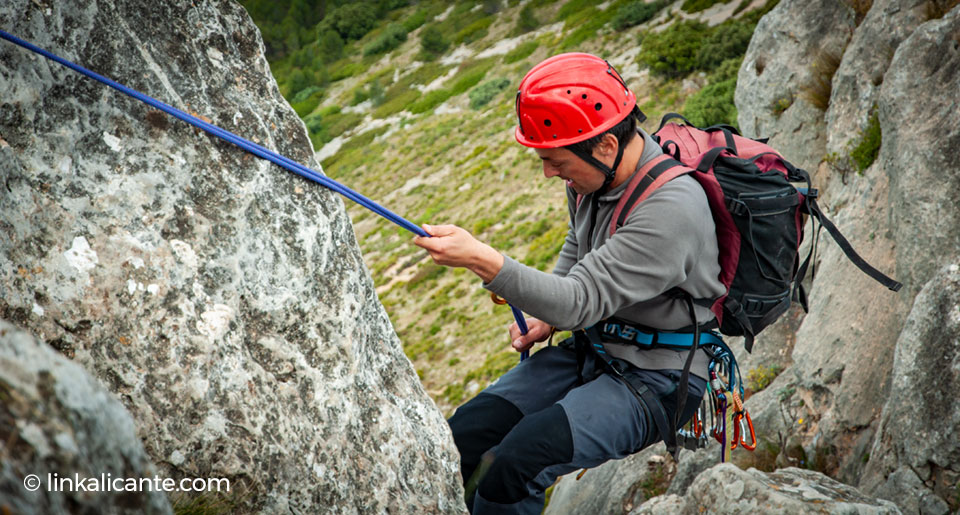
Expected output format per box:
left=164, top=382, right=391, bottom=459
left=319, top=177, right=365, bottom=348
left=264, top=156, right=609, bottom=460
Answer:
left=485, top=130, right=725, bottom=377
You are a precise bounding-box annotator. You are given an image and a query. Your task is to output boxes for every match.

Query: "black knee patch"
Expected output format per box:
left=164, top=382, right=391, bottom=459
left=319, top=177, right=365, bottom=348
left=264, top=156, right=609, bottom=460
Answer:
left=449, top=393, right=524, bottom=487
left=478, top=404, right=573, bottom=505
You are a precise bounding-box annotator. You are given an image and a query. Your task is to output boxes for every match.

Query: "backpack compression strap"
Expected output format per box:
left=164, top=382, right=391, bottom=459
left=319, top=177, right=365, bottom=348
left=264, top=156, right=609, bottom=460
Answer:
left=800, top=196, right=903, bottom=292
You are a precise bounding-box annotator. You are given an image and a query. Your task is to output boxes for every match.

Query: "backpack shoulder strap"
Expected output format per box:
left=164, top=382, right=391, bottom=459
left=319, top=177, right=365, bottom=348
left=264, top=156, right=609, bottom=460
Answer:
left=610, top=154, right=692, bottom=236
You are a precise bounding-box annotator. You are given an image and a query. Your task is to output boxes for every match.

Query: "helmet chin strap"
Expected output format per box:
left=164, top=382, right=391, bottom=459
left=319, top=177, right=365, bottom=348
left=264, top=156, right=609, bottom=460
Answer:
left=570, top=141, right=626, bottom=193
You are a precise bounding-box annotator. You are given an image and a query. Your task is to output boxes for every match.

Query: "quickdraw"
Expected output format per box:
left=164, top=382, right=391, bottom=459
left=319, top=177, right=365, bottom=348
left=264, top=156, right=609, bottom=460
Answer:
left=731, top=390, right=756, bottom=451
left=678, top=341, right=756, bottom=460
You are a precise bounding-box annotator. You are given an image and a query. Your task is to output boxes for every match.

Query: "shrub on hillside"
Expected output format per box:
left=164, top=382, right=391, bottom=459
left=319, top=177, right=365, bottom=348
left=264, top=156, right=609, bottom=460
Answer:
left=363, top=23, right=408, bottom=56
left=710, top=57, right=742, bottom=83
left=291, top=85, right=325, bottom=104
left=304, top=112, right=325, bottom=135
left=683, top=77, right=737, bottom=128
left=683, top=57, right=741, bottom=128
left=329, top=60, right=365, bottom=82
left=611, top=0, right=666, bottom=29
left=560, top=7, right=616, bottom=50
left=409, top=89, right=455, bottom=114
left=317, top=28, right=345, bottom=63
left=555, top=0, right=594, bottom=22
left=636, top=20, right=708, bottom=78
left=469, top=78, right=511, bottom=109
left=454, top=17, right=494, bottom=45
left=682, top=0, right=725, bottom=12
left=450, top=59, right=497, bottom=96
left=696, top=19, right=755, bottom=72
left=323, top=3, right=377, bottom=41
left=514, top=4, right=539, bottom=34
left=286, top=67, right=312, bottom=96
left=373, top=88, right=422, bottom=118
left=504, top=40, right=539, bottom=64
left=420, top=26, right=450, bottom=57
left=402, top=7, right=429, bottom=32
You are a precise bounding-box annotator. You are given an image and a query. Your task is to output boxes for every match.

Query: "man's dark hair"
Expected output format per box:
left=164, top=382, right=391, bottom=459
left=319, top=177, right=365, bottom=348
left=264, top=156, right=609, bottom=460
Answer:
left=565, top=106, right=643, bottom=156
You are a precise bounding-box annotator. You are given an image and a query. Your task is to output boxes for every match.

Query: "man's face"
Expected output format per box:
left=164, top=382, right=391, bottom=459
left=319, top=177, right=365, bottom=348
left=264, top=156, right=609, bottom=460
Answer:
left=534, top=146, right=605, bottom=195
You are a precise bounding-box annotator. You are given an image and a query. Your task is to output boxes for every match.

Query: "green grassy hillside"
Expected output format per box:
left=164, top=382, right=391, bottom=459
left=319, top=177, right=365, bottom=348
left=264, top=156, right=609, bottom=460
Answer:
left=240, top=0, right=777, bottom=415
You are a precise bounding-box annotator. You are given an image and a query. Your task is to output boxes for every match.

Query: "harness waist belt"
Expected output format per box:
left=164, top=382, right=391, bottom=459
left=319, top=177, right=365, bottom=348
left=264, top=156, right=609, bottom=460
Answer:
left=595, top=321, right=724, bottom=349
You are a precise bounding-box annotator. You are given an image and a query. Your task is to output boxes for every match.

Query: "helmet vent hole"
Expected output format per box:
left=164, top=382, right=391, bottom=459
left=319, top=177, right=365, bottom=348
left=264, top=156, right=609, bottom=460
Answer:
left=595, top=103, right=602, bottom=111
left=544, top=119, right=552, bottom=126
left=567, top=90, right=571, bottom=94
left=581, top=94, right=587, bottom=99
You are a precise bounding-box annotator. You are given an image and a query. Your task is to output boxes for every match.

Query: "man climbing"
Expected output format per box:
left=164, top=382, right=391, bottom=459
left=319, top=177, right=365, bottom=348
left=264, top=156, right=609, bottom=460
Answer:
left=413, top=53, right=725, bottom=514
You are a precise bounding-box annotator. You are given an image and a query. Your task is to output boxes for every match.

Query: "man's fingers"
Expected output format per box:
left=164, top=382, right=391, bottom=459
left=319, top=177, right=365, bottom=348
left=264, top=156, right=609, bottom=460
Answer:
left=412, top=236, right=436, bottom=252
left=423, top=224, right=458, bottom=237
left=508, top=322, right=521, bottom=341
left=512, top=338, right=534, bottom=353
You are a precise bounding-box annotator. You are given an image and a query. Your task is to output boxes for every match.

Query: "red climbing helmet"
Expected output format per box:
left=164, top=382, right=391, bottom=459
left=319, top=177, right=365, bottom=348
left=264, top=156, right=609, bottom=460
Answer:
left=515, top=53, right=637, bottom=149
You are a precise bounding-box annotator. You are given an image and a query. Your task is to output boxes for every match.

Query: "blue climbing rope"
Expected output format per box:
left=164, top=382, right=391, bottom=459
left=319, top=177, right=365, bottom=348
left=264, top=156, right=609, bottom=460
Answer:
left=0, top=29, right=532, bottom=350
left=0, top=29, right=426, bottom=237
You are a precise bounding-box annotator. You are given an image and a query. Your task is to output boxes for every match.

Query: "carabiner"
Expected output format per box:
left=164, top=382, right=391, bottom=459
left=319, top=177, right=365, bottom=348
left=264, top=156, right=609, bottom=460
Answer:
left=711, top=395, right=727, bottom=445
left=692, top=405, right=704, bottom=437
left=737, top=410, right=756, bottom=451
left=490, top=292, right=507, bottom=305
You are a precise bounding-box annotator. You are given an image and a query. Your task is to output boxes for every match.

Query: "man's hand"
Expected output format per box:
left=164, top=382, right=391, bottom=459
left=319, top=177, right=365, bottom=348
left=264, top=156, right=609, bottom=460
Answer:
left=413, top=224, right=504, bottom=283
left=509, top=317, right=554, bottom=353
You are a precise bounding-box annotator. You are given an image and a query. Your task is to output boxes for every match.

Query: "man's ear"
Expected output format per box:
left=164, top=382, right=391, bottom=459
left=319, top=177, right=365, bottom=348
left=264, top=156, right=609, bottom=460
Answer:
left=595, top=133, right=619, bottom=159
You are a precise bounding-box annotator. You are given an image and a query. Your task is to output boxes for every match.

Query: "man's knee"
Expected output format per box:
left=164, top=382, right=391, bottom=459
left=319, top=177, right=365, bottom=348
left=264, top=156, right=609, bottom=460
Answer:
left=477, top=404, right=573, bottom=504
left=449, top=393, right=524, bottom=485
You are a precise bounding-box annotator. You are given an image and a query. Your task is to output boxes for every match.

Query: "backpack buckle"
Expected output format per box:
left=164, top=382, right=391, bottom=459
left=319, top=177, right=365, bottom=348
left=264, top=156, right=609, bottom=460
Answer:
left=726, top=198, right=748, bottom=216
left=798, top=187, right=818, bottom=199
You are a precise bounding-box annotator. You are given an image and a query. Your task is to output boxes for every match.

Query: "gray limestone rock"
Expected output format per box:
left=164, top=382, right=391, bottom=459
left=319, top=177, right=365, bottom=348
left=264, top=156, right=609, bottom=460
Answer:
left=824, top=0, right=928, bottom=157
left=0, top=320, right=171, bottom=515
left=879, top=4, right=960, bottom=297
left=665, top=447, right=721, bottom=497
left=860, top=264, right=960, bottom=515
left=732, top=0, right=960, bottom=496
left=735, top=0, right=855, bottom=171
left=636, top=463, right=901, bottom=514
left=0, top=0, right=464, bottom=512
left=544, top=444, right=669, bottom=515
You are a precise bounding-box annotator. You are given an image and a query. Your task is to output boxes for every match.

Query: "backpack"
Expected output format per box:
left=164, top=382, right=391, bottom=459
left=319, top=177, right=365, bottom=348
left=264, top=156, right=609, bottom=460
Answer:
left=612, top=113, right=903, bottom=351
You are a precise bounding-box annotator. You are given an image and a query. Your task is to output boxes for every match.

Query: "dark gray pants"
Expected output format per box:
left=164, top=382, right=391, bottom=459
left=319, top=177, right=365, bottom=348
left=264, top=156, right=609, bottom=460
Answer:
left=449, top=345, right=706, bottom=515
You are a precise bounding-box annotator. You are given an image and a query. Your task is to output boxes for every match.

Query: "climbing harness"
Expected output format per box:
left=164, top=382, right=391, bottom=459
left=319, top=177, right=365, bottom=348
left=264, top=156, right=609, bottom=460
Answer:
left=0, top=29, right=532, bottom=345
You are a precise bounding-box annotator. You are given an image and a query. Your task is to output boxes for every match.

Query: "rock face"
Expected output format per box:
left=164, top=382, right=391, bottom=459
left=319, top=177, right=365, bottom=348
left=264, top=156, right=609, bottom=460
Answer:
left=544, top=444, right=669, bottom=515
left=860, top=264, right=960, bottom=515
left=0, top=320, right=171, bottom=515
left=824, top=0, right=929, bottom=158
left=0, top=1, right=464, bottom=512
left=735, top=0, right=854, bottom=171
left=635, top=464, right=901, bottom=514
